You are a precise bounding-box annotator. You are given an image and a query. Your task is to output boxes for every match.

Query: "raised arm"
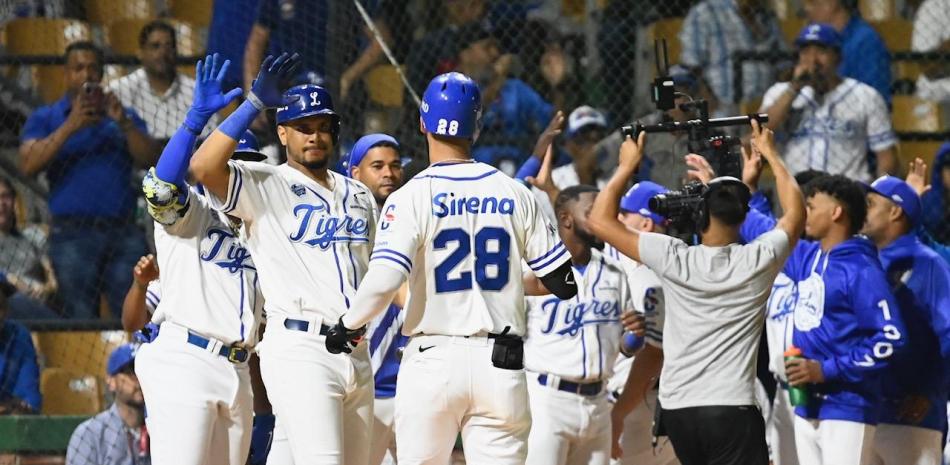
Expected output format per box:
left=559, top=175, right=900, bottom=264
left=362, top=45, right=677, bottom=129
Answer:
left=588, top=132, right=646, bottom=262
left=191, top=52, right=300, bottom=199
left=19, top=95, right=99, bottom=176
left=749, top=119, right=805, bottom=246
left=121, top=255, right=159, bottom=332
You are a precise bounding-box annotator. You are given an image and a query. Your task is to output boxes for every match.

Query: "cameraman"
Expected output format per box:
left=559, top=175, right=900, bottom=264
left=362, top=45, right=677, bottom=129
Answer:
left=589, top=120, right=805, bottom=465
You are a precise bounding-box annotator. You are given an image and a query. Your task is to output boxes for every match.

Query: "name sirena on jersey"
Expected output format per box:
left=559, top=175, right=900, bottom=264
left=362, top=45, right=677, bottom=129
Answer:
left=431, top=192, right=515, bottom=218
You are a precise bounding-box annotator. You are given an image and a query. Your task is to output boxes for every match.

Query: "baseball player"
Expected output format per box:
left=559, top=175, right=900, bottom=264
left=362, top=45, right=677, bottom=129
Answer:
left=347, top=133, right=408, bottom=465
left=121, top=254, right=160, bottom=332
left=134, top=54, right=265, bottom=465
left=522, top=184, right=638, bottom=465
left=190, top=52, right=379, bottom=465
left=324, top=72, right=578, bottom=465
left=605, top=181, right=679, bottom=465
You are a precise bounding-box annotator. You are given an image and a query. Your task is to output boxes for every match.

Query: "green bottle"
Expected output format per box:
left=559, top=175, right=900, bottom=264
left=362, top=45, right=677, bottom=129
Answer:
left=784, top=347, right=808, bottom=407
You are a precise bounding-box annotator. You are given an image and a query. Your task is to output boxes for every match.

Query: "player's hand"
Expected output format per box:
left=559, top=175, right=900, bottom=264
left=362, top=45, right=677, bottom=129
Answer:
left=531, top=110, right=565, bottom=160
left=325, top=316, right=366, bottom=354
left=191, top=53, right=243, bottom=119
left=620, top=311, right=646, bottom=337
left=617, top=131, right=646, bottom=174
left=741, top=145, right=763, bottom=192
left=133, top=254, right=159, bottom=288
left=896, top=395, right=931, bottom=424
left=785, top=357, right=824, bottom=386
left=685, top=153, right=715, bottom=184
left=248, top=413, right=275, bottom=465
left=251, top=52, right=302, bottom=108
left=610, top=407, right=625, bottom=459
left=905, top=157, right=931, bottom=197
left=526, top=143, right=559, bottom=200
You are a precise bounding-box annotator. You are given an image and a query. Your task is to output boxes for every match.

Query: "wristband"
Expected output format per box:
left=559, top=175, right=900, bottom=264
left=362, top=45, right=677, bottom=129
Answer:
left=219, top=100, right=261, bottom=141
left=246, top=91, right=265, bottom=111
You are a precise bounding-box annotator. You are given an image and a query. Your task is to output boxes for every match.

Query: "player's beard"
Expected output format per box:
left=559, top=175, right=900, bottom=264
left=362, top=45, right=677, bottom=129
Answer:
left=577, top=228, right=604, bottom=251
left=298, top=157, right=329, bottom=170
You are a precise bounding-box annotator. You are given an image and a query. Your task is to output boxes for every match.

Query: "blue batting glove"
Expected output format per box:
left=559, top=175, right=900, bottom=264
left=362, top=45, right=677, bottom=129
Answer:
left=249, top=52, right=301, bottom=108
left=621, top=331, right=644, bottom=357
left=249, top=413, right=275, bottom=465
left=185, top=53, right=243, bottom=134
left=134, top=323, right=161, bottom=343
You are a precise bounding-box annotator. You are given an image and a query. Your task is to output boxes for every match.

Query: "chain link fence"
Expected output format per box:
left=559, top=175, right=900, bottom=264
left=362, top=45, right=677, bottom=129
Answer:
left=0, top=0, right=948, bottom=461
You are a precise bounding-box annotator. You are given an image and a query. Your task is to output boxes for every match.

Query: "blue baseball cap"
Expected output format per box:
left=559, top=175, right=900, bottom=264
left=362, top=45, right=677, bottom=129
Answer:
left=107, top=343, right=138, bottom=376
left=346, top=133, right=400, bottom=177
left=620, top=181, right=669, bottom=224
left=867, top=175, right=922, bottom=225
left=232, top=130, right=266, bottom=162
left=795, top=23, right=842, bottom=50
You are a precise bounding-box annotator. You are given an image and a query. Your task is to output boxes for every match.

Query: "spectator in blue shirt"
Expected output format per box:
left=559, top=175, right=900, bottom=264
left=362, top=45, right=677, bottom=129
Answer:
left=0, top=291, right=41, bottom=414
left=804, top=0, right=892, bottom=103
left=207, top=0, right=263, bottom=90
left=18, top=42, right=158, bottom=320
left=67, top=343, right=149, bottom=465
left=454, top=22, right=553, bottom=174
left=921, top=143, right=950, bottom=244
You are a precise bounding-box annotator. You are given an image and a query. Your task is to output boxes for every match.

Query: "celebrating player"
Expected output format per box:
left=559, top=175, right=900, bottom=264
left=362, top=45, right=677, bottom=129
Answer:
left=325, top=72, right=577, bottom=465
left=190, top=52, right=379, bottom=465
left=522, top=184, right=641, bottom=465
left=134, top=54, right=265, bottom=465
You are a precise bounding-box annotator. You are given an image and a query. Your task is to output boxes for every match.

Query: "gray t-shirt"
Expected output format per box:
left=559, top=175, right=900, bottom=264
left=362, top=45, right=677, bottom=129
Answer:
left=66, top=403, right=150, bottom=465
left=638, top=229, right=790, bottom=409
left=0, top=232, right=44, bottom=281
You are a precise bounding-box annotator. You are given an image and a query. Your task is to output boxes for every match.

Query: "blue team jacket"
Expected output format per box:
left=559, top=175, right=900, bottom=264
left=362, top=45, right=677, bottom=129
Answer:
left=741, top=210, right=905, bottom=424
left=877, top=233, right=950, bottom=431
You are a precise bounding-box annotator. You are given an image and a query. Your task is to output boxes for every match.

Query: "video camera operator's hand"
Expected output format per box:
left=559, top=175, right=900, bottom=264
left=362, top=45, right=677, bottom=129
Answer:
left=741, top=146, right=764, bottom=192
left=749, top=119, right=779, bottom=160
left=685, top=154, right=715, bottom=184
left=617, top=132, right=646, bottom=174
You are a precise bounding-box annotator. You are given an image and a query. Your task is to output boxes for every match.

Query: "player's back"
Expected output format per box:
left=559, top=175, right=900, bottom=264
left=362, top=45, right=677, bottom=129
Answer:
left=380, top=161, right=565, bottom=337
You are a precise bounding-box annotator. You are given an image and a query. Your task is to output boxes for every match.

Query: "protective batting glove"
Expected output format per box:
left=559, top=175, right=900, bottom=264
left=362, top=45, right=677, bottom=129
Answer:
left=325, top=316, right=366, bottom=354
left=249, top=52, right=302, bottom=109
left=186, top=53, right=243, bottom=134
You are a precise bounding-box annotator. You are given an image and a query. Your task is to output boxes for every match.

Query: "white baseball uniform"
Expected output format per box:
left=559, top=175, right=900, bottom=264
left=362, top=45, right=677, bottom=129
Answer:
left=209, top=161, right=378, bottom=465
left=605, top=246, right=679, bottom=465
left=523, top=248, right=631, bottom=465
left=365, top=160, right=570, bottom=465
left=135, top=187, right=264, bottom=465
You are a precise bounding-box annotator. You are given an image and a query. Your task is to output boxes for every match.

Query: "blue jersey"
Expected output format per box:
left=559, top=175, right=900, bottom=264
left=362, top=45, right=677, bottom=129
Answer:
left=877, top=233, right=950, bottom=431
left=368, top=304, right=409, bottom=398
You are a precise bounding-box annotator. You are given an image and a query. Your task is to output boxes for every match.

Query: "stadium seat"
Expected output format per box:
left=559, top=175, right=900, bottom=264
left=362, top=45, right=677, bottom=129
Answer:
left=169, top=0, right=213, bottom=27
left=645, top=18, right=684, bottom=70
left=85, top=0, right=155, bottom=25
left=33, top=330, right=128, bottom=378
left=899, top=140, right=941, bottom=169
left=891, top=96, right=948, bottom=132
left=869, top=19, right=912, bottom=51
left=859, top=0, right=898, bottom=21
left=364, top=65, right=404, bottom=108
left=4, top=18, right=92, bottom=103
left=780, top=17, right=807, bottom=45
left=40, top=368, right=101, bottom=415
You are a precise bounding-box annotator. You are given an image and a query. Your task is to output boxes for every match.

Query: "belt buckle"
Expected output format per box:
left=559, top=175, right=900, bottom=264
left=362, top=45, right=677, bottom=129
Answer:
left=227, top=346, right=246, bottom=363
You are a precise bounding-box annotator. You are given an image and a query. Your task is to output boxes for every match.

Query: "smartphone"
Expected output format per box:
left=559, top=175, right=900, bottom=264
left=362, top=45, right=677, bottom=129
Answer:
left=81, top=81, right=105, bottom=113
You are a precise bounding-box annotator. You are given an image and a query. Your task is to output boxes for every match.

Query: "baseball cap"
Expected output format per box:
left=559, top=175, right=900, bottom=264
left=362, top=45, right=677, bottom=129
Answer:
left=620, top=181, right=669, bottom=224
left=795, top=23, right=842, bottom=50
left=669, top=64, right=698, bottom=92
left=107, top=343, right=139, bottom=376
left=867, top=175, right=922, bottom=225
left=232, top=130, right=266, bottom=162
left=346, top=133, right=400, bottom=177
left=566, top=106, right=608, bottom=139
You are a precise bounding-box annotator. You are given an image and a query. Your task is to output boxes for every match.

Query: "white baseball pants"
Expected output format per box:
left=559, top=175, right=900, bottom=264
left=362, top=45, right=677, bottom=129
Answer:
left=369, top=396, right=397, bottom=465
left=794, top=416, right=875, bottom=465
left=394, top=334, right=531, bottom=465
left=525, top=375, right=611, bottom=465
left=870, top=423, right=942, bottom=465
left=767, top=388, right=799, bottom=465
left=258, top=316, right=375, bottom=465
left=135, top=322, right=253, bottom=465
left=616, top=389, right=678, bottom=465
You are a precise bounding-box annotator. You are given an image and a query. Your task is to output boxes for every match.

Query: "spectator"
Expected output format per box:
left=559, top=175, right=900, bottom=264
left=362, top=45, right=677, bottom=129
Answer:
left=18, top=41, right=157, bottom=319
left=454, top=22, right=553, bottom=172
left=0, top=290, right=40, bottom=414
left=911, top=0, right=950, bottom=101
left=679, top=0, right=786, bottom=105
left=66, top=343, right=149, bottom=465
left=761, top=24, right=898, bottom=182
left=405, top=0, right=487, bottom=92
left=534, top=35, right=583, bottom=114
left=109, top=20, right=220, bottom=141
left=0, top=178, right=59, bottom=320
left=207, top=0, right=263, bottom=90
left=921, top=143, right=950, bottom=243
left=339, top=0, right=412, bottom=102
left=803, top=0, right=892, bottom=104
left=861, top=175, right=950, bottom=465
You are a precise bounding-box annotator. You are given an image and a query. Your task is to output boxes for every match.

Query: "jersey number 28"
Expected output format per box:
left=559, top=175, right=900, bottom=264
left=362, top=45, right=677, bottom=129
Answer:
left=434, top=227, right=510, bottom=293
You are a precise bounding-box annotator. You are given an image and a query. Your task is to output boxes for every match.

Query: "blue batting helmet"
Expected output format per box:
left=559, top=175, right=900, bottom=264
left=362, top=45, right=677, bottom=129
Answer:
left=420, top=72, right=481, bottom=140
left=275, top=84, right=341, bottom=140
left=233, top=130, right=266, bottom=162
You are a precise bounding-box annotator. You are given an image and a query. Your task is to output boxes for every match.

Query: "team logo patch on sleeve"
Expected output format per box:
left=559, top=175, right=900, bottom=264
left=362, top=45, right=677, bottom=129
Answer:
left=290, top=184, right=306, bottom=197
left=381, top=204, right=396, bottom=231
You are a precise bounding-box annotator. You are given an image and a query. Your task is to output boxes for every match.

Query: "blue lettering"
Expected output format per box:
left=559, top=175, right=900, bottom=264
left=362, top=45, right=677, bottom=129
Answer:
left=431, top=192, right=516, bottom=218
left=539, top=297, right=622, bottom=336
left=200, top=228, right=255, bottom=274
left=289, top=203, right=370, bottom=249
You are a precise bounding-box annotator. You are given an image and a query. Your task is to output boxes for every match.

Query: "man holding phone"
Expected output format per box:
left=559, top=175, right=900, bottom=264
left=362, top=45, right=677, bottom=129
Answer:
left=19, top=41, right=160, bottom=320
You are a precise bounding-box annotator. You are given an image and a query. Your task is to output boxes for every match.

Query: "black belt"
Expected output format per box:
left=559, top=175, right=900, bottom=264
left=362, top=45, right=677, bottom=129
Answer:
left=538, top=374, right=603, bottom=396
left=186, top=331, right=249, bottom=363
left=283, top=318, right=331, bottom=335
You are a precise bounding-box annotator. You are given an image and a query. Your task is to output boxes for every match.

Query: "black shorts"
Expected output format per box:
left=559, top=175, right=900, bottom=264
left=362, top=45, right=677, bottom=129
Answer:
left=661, top=405, right=769, bottom=465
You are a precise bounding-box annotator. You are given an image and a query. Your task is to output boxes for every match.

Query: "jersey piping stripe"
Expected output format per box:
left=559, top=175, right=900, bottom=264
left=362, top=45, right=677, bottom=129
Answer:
left=342, top=180, right=361, bottom=290
left=372, top=255, right=411, bottom=274
left=527, top=241, right=565, bottom=267
left=531, top=245, right=569, bottom=273
left=373, top=248, right=413, bottom=266
left=222, top=167, right=243, bottom=213
left=369, top=305, right=399, bottom=354
left=238, top=269, right=246, bottom=342
left=413, top=170, right=498, bottom=182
